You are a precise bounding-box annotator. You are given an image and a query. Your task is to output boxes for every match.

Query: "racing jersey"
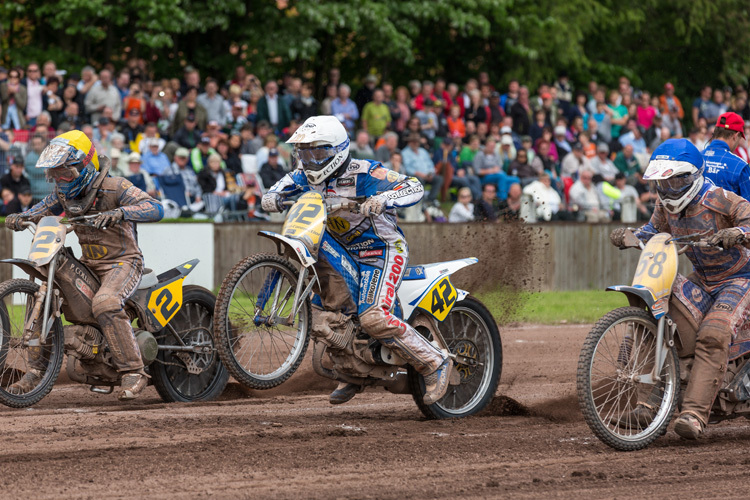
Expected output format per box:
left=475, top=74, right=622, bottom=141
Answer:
left=266, top=159, right=422, bottom=255
left=637, top=180, right=750, bottom=285
left=702, top=139, right=750, bottom=201
left=23, top=176, right=163, bottom=267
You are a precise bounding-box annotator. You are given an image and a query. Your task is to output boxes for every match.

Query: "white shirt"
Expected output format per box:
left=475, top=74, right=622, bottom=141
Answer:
left=26, top=79, right=43, bottom=119
left=448, top=202, right=475, bottom=223
left=214, top=171, right=227, bottom=193
left=266, top=94, right=279, bottom=126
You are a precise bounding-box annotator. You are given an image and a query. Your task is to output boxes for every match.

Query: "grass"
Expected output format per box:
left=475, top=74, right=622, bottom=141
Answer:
left=476, top=289, right=629, bottom=325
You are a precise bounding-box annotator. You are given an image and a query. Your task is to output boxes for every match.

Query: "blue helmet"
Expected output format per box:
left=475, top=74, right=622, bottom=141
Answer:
left=643, top=138, right=704, bottom=213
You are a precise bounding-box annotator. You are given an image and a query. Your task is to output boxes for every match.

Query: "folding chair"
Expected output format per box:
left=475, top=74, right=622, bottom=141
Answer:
left=127, top=174, right=148, bottom=193
left=155, top=174, right=189, bottom=208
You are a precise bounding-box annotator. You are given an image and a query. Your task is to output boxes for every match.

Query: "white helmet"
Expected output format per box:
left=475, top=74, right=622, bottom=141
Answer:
left=643, top=138, right=704, bottom=214
left=287, top=115, right=350, bottom=185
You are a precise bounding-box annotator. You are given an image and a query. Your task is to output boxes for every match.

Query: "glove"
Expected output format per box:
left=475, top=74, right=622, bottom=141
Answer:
left=5, top=213, right=28, bottom=232
left=609, top=227, right=628, bottom=249
left=708, top=228, right=745, bottom=249
left=360, top=195, right=388, bottom=217
left=93, top=209, right=124, bottom=229
left=261, top=193, right=284, bottom=213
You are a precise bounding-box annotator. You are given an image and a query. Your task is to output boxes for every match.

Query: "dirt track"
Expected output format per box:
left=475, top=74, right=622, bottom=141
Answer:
left=2, top=324, right=750, bottom=499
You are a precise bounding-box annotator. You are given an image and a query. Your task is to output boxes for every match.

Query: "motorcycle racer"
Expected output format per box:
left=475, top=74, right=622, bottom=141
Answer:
left=610, top=138, right=750, bottom=439
left=262, top=115, right=453, bottom=405
left=4, top=130, right=164, bottom=400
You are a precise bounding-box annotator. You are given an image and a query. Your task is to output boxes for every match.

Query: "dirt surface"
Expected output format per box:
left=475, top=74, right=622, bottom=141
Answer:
left=3, top=324, right=750, bottom=499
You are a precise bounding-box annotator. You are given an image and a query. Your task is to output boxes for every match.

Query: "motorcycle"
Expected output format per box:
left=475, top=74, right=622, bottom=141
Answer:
left=214, top=191, right=502, bottom=419
left=0, top=215, right=228, bottom=407
left=577, top=229, right=750, bottom=450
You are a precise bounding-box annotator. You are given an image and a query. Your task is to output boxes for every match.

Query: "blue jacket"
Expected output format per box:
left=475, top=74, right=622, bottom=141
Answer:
left=702, top=139, right=750, bottom=201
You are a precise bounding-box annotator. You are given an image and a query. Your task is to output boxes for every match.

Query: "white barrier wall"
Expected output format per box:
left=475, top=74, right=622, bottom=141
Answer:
left=12, top=223, right=215, bottom=290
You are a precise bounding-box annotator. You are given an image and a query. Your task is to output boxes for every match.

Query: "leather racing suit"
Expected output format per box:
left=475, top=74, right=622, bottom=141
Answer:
left=21, top=158, right=164, bottom=373
left=266, top=158, right=445, bottom=375
left=636, top=179, right=750, bottom=426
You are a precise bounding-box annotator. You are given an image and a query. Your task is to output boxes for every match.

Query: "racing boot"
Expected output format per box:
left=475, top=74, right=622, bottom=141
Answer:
left=7, top=369, right=42, bottom=395
left=611, top=403, right=656, bottom=429
left=329, top=382, right=362, bottom=405
left=673, top=413, right=704, bottom=440
left=117, top=371, right=149, bottom=401
left=423, top=357, right=453, bottom=405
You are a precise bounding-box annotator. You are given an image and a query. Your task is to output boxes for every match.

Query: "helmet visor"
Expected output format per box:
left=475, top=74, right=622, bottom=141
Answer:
left=654, top=171, right=701, bottom=200
left=295, top=138, right=350, bottom=171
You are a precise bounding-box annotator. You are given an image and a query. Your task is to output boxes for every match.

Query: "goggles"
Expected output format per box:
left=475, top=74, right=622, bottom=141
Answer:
left=653, top=171, right=701, bottom=200
left=46, top=165, right=80, bottom=184
left=295, top=139, right=350, bottom=171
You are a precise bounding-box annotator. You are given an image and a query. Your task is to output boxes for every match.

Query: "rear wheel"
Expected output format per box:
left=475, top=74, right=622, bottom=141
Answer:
left=151, top=286, right=229, bottom=402
left=214, top=254, right=311, bottom=389
left=0, top=279, right=64, bottom=408
left=409, top=296, right=502, bottom=419
left=577, top=306, right=679, bottom=451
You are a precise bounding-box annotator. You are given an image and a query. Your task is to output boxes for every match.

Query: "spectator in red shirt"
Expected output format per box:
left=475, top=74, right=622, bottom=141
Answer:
left=636, top=90, right=657, bottom=130
left=413, top=80, right=436, bottom=111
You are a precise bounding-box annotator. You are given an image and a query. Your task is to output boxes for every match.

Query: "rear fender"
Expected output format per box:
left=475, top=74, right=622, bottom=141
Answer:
left=259, top=231, right=316, bottom=268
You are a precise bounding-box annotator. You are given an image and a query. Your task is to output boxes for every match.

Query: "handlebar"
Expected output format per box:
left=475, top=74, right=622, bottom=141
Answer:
left=280, top=198, right=360, bottom=213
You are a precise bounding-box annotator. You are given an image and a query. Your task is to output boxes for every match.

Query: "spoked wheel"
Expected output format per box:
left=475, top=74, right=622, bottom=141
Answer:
left=214, top=254, right=310, bottom=389
left=409, top=296, right=502, bottom=419
left=577, top=306, right=679, bottom=451
left=151, top=286, right=229, bottom=402
left=0, top=279, right=64, bottom=408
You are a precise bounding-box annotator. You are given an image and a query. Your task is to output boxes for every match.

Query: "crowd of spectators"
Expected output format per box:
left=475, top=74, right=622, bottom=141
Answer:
left=0, top=59, right=747, bottom=223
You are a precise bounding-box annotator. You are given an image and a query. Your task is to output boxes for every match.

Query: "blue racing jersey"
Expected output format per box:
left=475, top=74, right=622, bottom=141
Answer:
left=702, top=139, right=750, bottom=201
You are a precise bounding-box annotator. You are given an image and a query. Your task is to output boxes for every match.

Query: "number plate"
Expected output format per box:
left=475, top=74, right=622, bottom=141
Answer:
left=147, top=278, right=184, bottom=327
left=416, top=276, right=458, bottom=322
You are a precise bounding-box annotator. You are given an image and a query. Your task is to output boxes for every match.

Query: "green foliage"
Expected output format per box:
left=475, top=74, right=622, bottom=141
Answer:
left=2, top=0, right=748, bottom=98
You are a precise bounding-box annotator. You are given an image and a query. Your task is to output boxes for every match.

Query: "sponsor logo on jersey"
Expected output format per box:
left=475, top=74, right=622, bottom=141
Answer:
left=336, top=177, right=355, bottom=187
left=386, top=186, right=421, bottom=199
left=322, top=240, right=340, bottom=259
left=327, top=216, right=351, bottom=234
left=371, top=167, right=388, bottom=180
left=386, top=170, right=400, bottom=183
left=394, top=239, right=405, bottom=254
left=366, top=269, right=381, bottom=304
left=383, top=254, right=405, bottom=310
left=75, top=278, right=95, bottom=300
left=359, top=249, right=384, bottom=258
left=705, top=150, right=715, bottom=157
left=348, top=238, right=375, bottom=250
left=345, top=229, right=363, bottom=242
left=341, top=256, right=358, bottom=280
left=360, top=270, right=371, bottom=303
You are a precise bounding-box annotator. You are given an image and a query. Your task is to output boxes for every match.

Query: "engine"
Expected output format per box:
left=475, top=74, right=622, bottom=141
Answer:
left=309, top=310, right=356, bottom=351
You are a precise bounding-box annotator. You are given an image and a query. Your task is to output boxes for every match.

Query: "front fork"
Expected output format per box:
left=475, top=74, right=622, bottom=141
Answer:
left=641, top=316, right=676, bottom=384
left=253, top=265, right=318, bottom=327
left=22, top=255, right=61, bottom=347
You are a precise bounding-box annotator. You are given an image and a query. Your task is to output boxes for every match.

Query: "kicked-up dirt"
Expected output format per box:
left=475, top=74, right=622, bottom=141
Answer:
left=1, top=324, right=749, bottom=499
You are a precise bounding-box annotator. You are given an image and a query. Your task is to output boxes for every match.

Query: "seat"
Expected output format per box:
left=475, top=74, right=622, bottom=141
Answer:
left=138, top=268, right=158, bottom=290
left=155, top=173, right=189, bottom=208
left=127, top=174, right=148, bottom=193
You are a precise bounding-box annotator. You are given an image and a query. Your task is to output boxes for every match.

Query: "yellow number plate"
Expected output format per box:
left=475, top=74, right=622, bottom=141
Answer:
left=416, top=276, right=458, bottom=322
left=147, top=278, right=184, bottom=327
left=632, top=233, right=678, bottom=301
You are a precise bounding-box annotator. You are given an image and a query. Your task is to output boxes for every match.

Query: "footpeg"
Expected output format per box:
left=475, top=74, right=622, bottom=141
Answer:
left=90, top=385, right=114, bottom=394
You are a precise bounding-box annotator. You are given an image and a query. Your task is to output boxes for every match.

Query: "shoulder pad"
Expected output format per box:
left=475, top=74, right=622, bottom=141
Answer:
left=701, top=186, right=734, bottom=216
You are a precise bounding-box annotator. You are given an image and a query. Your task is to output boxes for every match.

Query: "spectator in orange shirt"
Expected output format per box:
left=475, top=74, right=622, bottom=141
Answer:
left=659, top=82, right=684, bottom=120
left=122, top=83, right=146, bottom=124
left=446, top=104, right=466, bottom=138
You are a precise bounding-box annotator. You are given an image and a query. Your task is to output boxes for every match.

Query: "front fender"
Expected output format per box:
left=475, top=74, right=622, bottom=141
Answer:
left=606, top=285, right=665, bottom=318
left=0, top=258, right=47, bottom=282
left=258, top=231, right=316, bottom=268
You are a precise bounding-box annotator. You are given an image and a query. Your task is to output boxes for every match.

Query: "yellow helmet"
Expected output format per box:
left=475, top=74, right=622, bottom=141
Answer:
left=36, top=130, right=100, bottom=172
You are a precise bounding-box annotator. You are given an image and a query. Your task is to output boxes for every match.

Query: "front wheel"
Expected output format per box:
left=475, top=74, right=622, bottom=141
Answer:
left=151, top=286, right=229, bottom=402
left=409, top=296, right=503, bottom=419
left=0, top=279, right=64, bottom=408
left=577, top=306, right=680, bottom=451
left=214, top=254, right=311, bottom=389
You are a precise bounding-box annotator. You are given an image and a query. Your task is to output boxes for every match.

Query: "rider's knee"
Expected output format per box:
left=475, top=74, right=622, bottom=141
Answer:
left=360, top=307, right=406, bottom=339
left=92, top=293, right=122, bottom=318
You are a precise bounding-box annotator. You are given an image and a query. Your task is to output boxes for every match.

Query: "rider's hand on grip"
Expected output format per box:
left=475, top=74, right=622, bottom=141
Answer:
left=707, top=227, right=745, bottom=250
left=5, top=213, right=28, bottom=232
left=609, top=227, right=628, bottom=249
left=93, top=209, right=124, bottom=229
left=261, top=193, right=284, bottom=213
left=360, top=195, right=388, bottom=217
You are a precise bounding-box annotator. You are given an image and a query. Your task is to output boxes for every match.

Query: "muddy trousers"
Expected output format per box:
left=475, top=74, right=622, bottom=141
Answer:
left=313, top=234, right=444, bottom=376
left=90, top=260, right=144, bottom=373
left=670, top=274, right=750, bottom=426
